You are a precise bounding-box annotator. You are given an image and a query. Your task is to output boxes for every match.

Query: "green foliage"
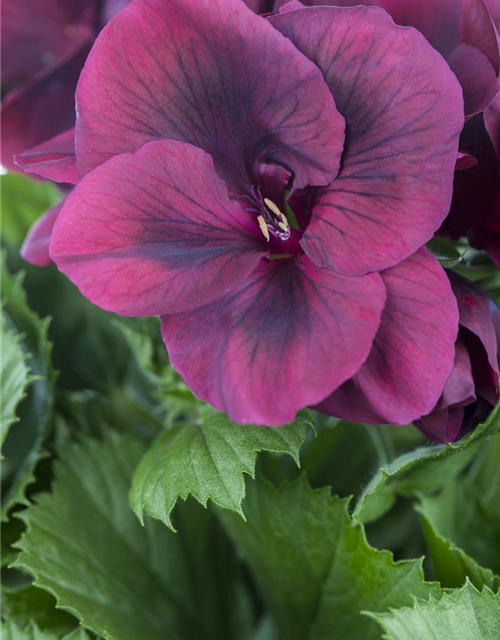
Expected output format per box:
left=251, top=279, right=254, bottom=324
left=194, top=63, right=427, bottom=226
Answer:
left=1, top=260, right=55, bottom=521
left=3, top=176, right=500, bottom=638
left=0, top=174, right=60, bottom=248
left=13, top=431, right=251, bottom=640
left=130, top=409, right=311, bottom=529
left=1, top=312, right=31, bottom=446
left=1, top=585, right=77, bottom=636
left=416, top=435, right=500, bottom=590
left=369, top=581, right=500, bottom=640
left=354, top=401, right=500, bottom=523
left=220, top=475, right=440, bottom=640
left=2, top=620, right=90, bottom=640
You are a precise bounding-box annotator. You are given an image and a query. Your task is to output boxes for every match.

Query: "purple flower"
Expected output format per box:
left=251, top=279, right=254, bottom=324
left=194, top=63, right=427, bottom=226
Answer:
left=28, top=0, right=464, bottom=424
left=0, top=0, right=130, bottom=172
left=416, top=273, right=500, bottom=443
left=259, top=0, right=500, bottom=266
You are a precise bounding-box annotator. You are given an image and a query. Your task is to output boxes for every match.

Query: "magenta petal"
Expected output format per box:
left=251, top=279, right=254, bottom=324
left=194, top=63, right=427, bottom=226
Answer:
left=449, top=271, right=500, bottom=392
left=243, top=0, right=275, bottom=13
left=161, top=256, right=386, bottom=425
left=15, top=128, right=77, bottom=184
left=271, top=7, right=463, bottom=276
left=485, top=89, right=500, bottom=158
left=448, top=44, right=499, bottom=118
left=374, top=0, right=463, bottom=57
left=435, top=337, right=476, bottom=411
left=418, top=407, right=466, bottom=443
left=50, top=140, right=265, bottom=317
left=1, top=0, right=95, bottom=85
left=456, top=151, right=478, bottom=170
left=101, top=0, right=133, bottom=23
left=318, top=249, right=460, bottom=424
left=279, top=1, right=306, bottom=11
left=460, top=0, right=500, bottom=75
left=21, top=201, right=63, bottom=267
left=1, top=44, right=90, bottom=172
left=75, top=0, right=345, bottom=192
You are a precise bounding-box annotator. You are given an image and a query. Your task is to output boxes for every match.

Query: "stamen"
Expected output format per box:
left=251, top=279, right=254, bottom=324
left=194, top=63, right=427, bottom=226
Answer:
left=278, top=222, right=288, bottom=232
left=258, top=215, right=270, bottom=242
left=264, top=198, right=283, bottom=218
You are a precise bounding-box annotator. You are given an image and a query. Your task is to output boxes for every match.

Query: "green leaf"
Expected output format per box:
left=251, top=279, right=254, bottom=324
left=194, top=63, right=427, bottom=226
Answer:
left=1, top=261, right=55, bottom=520
left=0, top=174, right=60, bottom=248
left=354, top=400, right=500, bottom=523
left=368, top=581, right=500, bottom=640
left=14, top=430, right=251, bottom=640
left=1, top=517, right=26, bottom=568
left=220, top=475, right=441, bottom=640
left=415, top=435, right=500, bottom=590
left=1, top=620, right=90, bottom=640
left=2, top=585, right=77, bottom=636
left=1, top=312, right=31, bottom=447
left=130, top=409, right=311, bottom=530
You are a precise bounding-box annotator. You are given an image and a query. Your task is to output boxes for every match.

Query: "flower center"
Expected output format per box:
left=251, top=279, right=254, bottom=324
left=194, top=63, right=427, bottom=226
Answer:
left=243, top=186, right=291, bottom=243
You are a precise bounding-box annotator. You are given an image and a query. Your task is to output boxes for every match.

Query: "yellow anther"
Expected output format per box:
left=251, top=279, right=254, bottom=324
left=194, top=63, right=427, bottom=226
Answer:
left=279, top=212, right=289, bottom=228
left=258, top=215, right=270, bottom=242
left=278, top=222, right=288, bottom=232
left=264, top=198, right=283, bottom=218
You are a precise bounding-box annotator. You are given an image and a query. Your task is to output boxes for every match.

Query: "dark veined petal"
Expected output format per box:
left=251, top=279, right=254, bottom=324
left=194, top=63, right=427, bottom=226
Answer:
left=21, top=201, right=63, bottom=267
left=317, top=249, right=460, bottom=424
left=271, top=6, right=463, bottom=276
left=161, top=256, right=386, bottom=425
left=75, top=0, right=345, bottom=192
left=275, top=0, right=462, bottom=56
left=367, top=0, right=463, bottom=57
left=50, top=139, right=266, bottom=317
left=15, top=128, right=77, bottom=184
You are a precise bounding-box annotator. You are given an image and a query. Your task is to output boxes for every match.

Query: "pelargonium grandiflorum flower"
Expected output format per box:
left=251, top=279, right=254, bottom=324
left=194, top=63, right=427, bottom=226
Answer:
left=24, top=0, right=465, bottom=425
left=416, top=273, right=500, bottom=443
left=251, top=0, right=500, bottom=267
left=0, top=0, right=130, bottom=172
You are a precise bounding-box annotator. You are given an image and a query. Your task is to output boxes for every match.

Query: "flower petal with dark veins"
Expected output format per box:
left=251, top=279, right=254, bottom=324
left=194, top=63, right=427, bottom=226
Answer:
left=317, top=248, right=460, bottom=424
left=270, top=6, right=464, bottom=276
left=15, top=128, right=77, bottom=184
left=50, top=140, right=266, bottom=317
left=75, top=0, right=345, bottom=192
left=161, top=256, right=386, bottom=425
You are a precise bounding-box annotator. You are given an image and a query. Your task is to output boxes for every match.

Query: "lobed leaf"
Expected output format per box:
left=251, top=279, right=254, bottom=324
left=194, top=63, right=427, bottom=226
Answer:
left=2, top=620, right=90, bottom=640
left=130, top=409, right=312, bottom=529
left=368, top=581, right=500, bottom=640
left=416, top=435, right=500, bottom=590
left=1, top=312, right=31, bottom=447
left=1, top=260, right=55, bottom=520
left=220, top=475, right=441, bottom=640
left=354, top=400, right=500, bottom=523
left=14, top=430, right=251, bottom=640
